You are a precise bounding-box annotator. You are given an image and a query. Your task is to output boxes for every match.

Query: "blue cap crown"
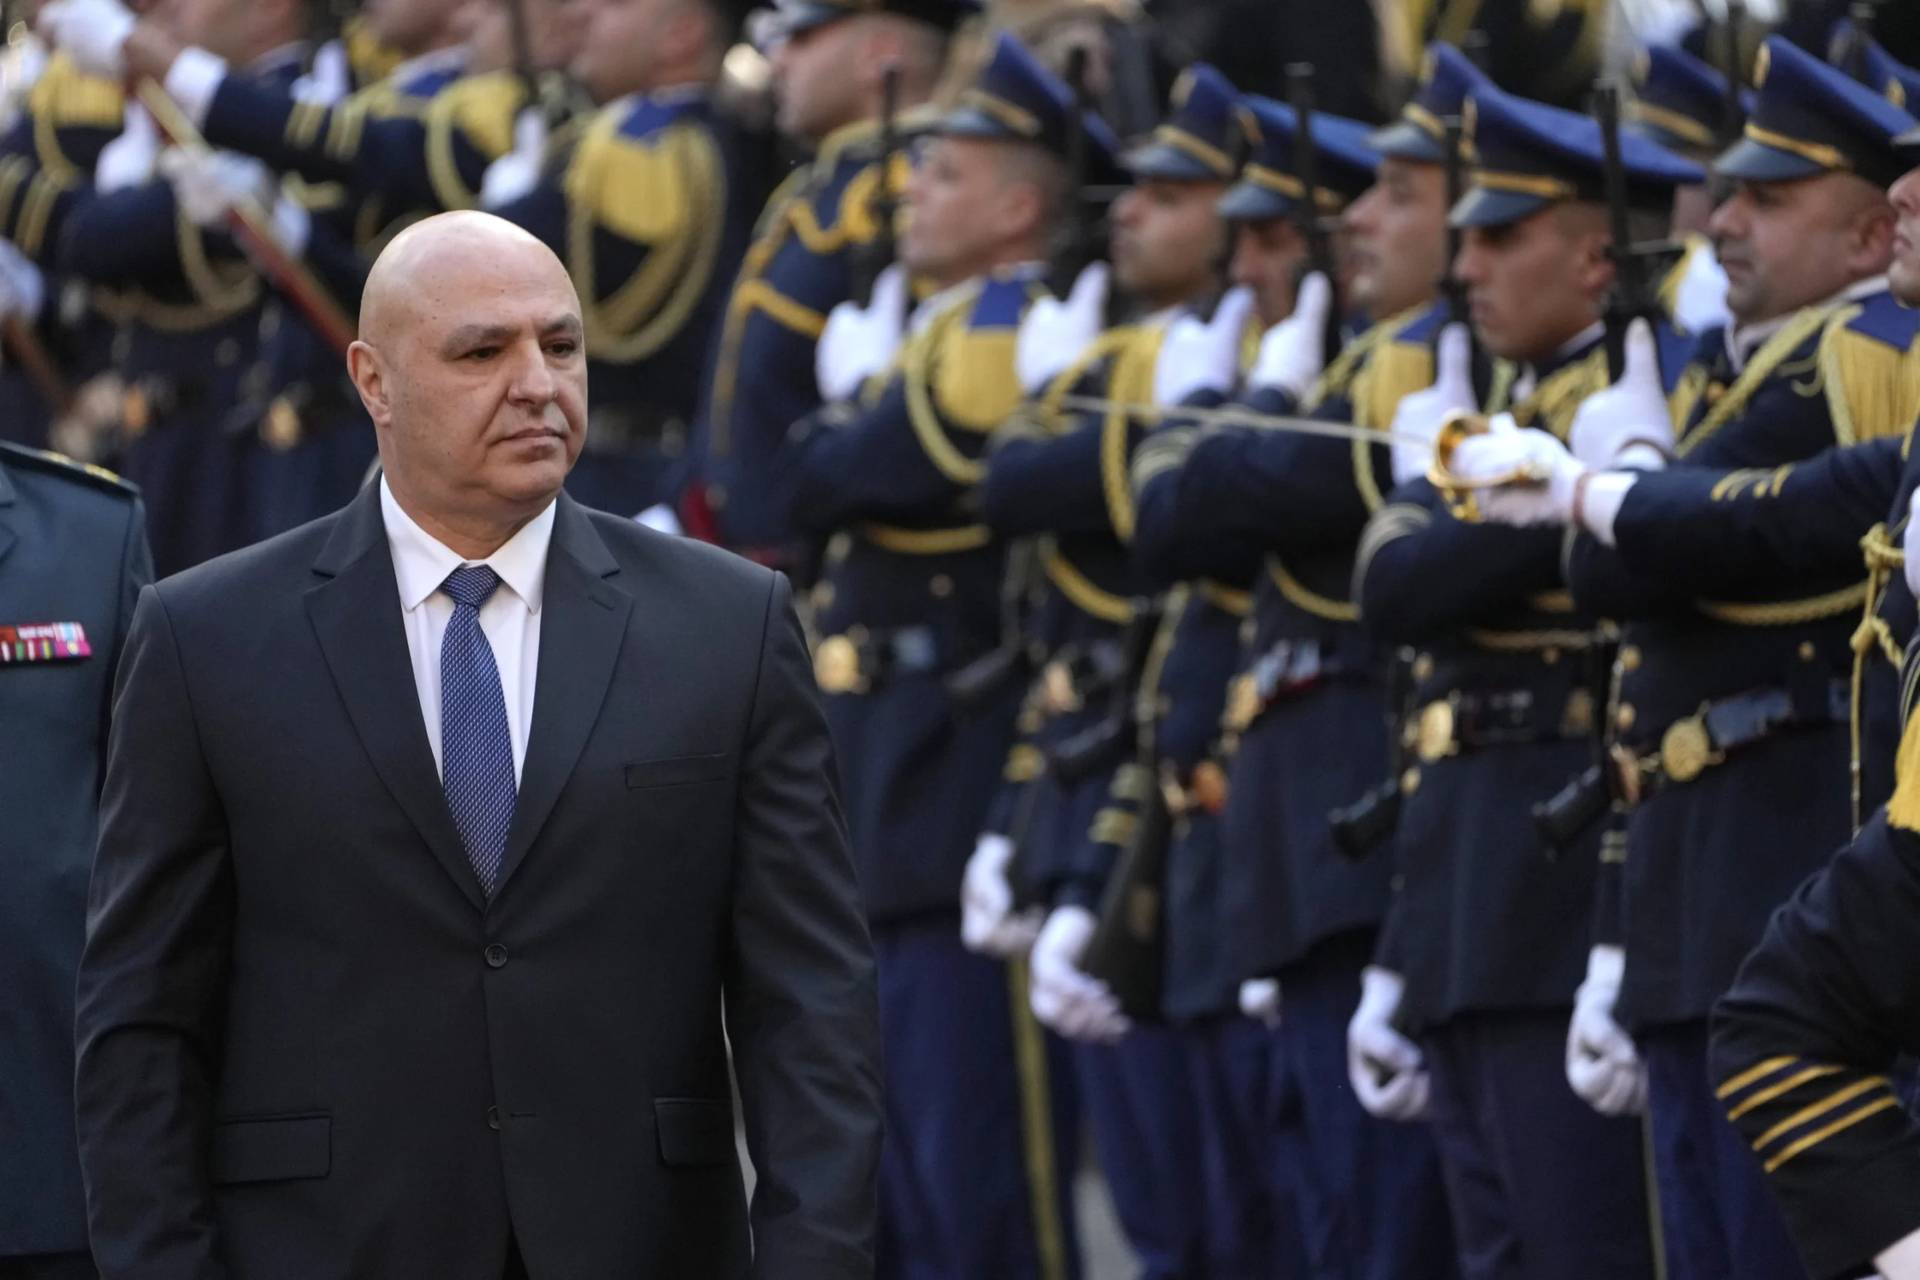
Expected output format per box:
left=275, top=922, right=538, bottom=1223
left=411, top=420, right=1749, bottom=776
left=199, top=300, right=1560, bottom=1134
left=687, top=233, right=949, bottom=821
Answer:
left=1219, top=96, right=1380, bottom=222
left=1717, top=36, right=1919, bottom=189
left=1850, top=26, right=1920, bottom=113
left=1451, top=82, right=1705, bottom=229
left=1369, top=43, right=1490, bottom=163
left=1124, top=63, right=1243, bottom=183
left=1627, top=43, right=1738, bottom=154
left=937, top=32, right=1122, bottom=175
left=770, top=0, right=981, bottom=38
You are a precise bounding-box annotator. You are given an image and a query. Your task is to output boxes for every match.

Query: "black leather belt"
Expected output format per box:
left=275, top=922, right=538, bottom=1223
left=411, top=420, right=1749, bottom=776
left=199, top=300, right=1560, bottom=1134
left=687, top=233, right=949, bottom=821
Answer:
left=1411, top=686, right=1596, bottom=763
left=814, top=625, right=941, bottom=694
left=1612, top=679, right=1850, bottom=805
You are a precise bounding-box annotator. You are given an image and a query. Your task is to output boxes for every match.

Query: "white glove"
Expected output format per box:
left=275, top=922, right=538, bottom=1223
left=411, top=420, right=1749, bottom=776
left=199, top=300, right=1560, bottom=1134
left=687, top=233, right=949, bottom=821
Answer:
left=961, top=834, right=1044, bottom=958
left=1017, top=261, right=1108, bottom=394
left=1878, top=1226, right=1920, bottom=1280
left=1567, top=319, right=1673, bottom=470
left=1347, top=967, right=1431, bottom=1121
left=292, top=39, right=352, bottom=107
left=95, top=104, right=159, bottom=195
left=0, top=239, right=47, bottom=324
left=1565, top=945, right=1647, bottom=1117
left=1389, top=323, right=1475, bottom=485
left=480, top=107, right=548, bottom=209
left=1238, top=977, right=1281, bottom=1030
left=1448, top=414, right=1585, bottom=527
left=816, top=263, right=908, bottom=402
left=1152, top=285, right=1255, bottom=406
left=1248, top=270, right=1332, bottom=400
left=158, top=147, right=273, bottom=229
left=1671, top=245, right=1730, bottom=337
left=1029, top=905, right=1130, bottom=1044
left=36, top=0, right=136, bottom=81
left=1905, top=488, right=1920, bottom=604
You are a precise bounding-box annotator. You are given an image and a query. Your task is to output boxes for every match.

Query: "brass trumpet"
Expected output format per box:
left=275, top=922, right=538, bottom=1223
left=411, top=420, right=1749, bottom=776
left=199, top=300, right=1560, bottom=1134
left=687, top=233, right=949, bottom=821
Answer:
left=1425, top=410, right=1551, bottom=522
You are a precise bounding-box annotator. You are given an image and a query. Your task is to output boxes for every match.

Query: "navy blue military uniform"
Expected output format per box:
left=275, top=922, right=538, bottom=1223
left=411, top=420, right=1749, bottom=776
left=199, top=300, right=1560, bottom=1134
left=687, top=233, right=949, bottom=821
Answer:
left=779, top=32, right=1102, bottom=1280
left=1564, top=41, right=1920, bottom=1280
left=0, top=444, right=150, bottom=1278
left=1132, top=70, right=1468, bottom=1280
left=1356, top=80, right=1704, bottom=1279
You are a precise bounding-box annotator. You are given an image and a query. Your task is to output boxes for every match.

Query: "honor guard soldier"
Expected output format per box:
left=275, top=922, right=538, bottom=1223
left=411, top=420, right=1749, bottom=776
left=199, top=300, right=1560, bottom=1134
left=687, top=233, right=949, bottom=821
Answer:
left=779, top=32, right=1099, bottom=1279
left=34, top=0, right=316, bottom=575
left=979, top=60, right=1254, bottom=1279
left=1128, top=54, right=1475, bottom=1279
left=480, top=0, right=762, bottom=521
left=1451, top=38, right=1920, bottom=1280
left=1352, top=80, right=1704, bottom=1279
left=1626, top=42, right=1736, bottom=338
left=702, top=0, right=976, bottom=563
left=0, top=443, right=150, bottom=1280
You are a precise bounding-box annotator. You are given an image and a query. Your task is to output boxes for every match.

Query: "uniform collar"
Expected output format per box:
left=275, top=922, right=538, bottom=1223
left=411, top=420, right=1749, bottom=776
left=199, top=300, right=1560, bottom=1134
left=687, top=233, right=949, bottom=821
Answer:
left=379, top=476, right=556, bottom=616
left=389, top=44, right=467, bottom=88
left=1514, top=320, right=1605, bottom=399
left=1726, top=273, right=1888, bottom=371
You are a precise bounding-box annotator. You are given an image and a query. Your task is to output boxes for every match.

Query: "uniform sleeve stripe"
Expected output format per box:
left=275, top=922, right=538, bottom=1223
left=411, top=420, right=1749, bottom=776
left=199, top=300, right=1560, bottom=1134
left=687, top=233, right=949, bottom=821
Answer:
left=1725, top=1064, right=1844, bottom=1121
left=1761, top=1096, right=1903, bottom=1174
left=1715, top=1055, right=1800, bottom=1100
left=1752, top=1076, right=1895, bottom=1152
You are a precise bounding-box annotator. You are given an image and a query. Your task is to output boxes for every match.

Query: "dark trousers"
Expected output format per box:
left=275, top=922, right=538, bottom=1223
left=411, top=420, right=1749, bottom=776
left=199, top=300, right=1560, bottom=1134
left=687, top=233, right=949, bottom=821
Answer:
left=1642, top=1021, right=1808, bottom=1280
left=0, top=1255, right=94, bottom=1280
left=873, top=914, right=1081, bottom=1280
left=1179, top=1015, right=1311, bottom=1279
left=1076, top=1026, right=1210, bottom=1278
left=1424, top=1011, right=1658, bottom=1280
left=1273, top=933, right=1459, bottom=1280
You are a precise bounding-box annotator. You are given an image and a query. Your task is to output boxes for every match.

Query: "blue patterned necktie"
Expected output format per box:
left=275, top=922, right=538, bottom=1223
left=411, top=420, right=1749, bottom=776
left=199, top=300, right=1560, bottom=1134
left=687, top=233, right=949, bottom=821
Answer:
left=440, top=565, right=516, bottom=896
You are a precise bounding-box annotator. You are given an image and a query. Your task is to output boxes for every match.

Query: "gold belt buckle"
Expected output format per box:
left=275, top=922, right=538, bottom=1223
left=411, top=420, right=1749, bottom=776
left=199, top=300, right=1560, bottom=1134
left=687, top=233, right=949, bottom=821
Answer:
left=813, top=632, right=866, bottom=695
left=1659, top=711, right=1719, bottom=785
left=1414, top=698, right=1458, bottom=764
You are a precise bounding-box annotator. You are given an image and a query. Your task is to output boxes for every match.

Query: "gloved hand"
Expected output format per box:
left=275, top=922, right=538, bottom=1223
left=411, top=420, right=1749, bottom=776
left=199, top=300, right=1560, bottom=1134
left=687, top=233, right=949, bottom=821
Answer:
left=1904, top=489, right=1920, bottom=604
left=158, top=147, right=274, bottom=229
left=1347, top=967, right=1430, bottom=1121
left=1238, top=977, right=1281, bottom=1030
left=1671, top=245, right=1730, bottom=337
left=1567, top=319, right=1673, bottom=469
left=95, top=104, right=160, bottom=195
left=1389, top=323, right=1475, bottom=485
left=961, top=833, right=1044, bottom=958
left=1153, top=285, right=1255, bottom=406
left=1448, top=414, right=1585, bottom=527
left=37, top=0, right=136, bottom=81
left=0, top=239, right=46, bottom=324
left=1565, top=945, right=1647, bottom=1116
left=1247, top=270, right=1332, bottom=400
left=1029, top=905, right=1130, bottom=1044
left=816, top=263, right=908, bottom=402
left=1878, top=1226, right=1920, bottom=1280
left=1017, top=261, right=1107, bottom=394
left=292, top=39, right=352, bottom=107
left=481, top=107, right=549, bottom=209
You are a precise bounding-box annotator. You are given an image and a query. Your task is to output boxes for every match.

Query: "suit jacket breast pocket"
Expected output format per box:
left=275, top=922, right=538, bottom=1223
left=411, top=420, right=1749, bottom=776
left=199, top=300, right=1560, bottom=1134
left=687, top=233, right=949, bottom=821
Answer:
left=210, top=1113, right=331, bottom=1185
left=624, top=753, right=732, bottom=791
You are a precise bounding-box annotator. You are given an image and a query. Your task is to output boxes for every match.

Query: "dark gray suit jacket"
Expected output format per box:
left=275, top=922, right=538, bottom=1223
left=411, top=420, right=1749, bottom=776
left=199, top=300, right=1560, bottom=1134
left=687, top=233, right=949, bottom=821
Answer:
left=76, top=484, right=881, bottom=1278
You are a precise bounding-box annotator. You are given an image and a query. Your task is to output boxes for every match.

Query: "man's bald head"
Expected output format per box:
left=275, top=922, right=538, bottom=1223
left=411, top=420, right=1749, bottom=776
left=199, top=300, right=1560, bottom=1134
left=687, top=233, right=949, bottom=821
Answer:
left=349, top=212, right=589, bottom=558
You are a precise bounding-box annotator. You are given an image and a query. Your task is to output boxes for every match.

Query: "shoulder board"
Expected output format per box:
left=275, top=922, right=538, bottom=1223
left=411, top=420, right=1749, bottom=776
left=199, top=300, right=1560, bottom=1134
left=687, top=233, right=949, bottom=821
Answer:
left=968, top=275, right=1041, bottom=330
left=1820, top=294, right=1920, bottom=446
left=396, top=63, right=465, bottom=103
left=1388, top=299, right=1450, bottom=347
left=1836, top=289, right=1920, bottom=351
left=421, top=71, right=521, bottom=160
left=616, top=94, right=709, bottom=141
left=27, top=53, right=123, bottom=131
left=0, top=441, right=136, bottom=497
left=344, top=18, right=404, bottom=90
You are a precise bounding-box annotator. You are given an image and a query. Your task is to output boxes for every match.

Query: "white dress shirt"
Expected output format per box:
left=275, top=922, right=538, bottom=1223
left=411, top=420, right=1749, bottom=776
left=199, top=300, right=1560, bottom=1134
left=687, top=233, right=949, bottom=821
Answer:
left=379, top=478, right=554, bottom=785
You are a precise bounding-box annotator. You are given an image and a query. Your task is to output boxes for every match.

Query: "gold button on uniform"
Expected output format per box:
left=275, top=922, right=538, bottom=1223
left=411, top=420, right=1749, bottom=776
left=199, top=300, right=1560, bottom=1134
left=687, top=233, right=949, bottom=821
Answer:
left=1797, top=641, right=1816, bottom=662
left=1618, top=645, right=1642, bottom=673
left=929, top=574, right=953, bottom=598
left=1616, top=703, right=1637, bottom=733
left=1415, top=701, right=1455, bottom=763
left=1412, top=653, right=1434, bottom=682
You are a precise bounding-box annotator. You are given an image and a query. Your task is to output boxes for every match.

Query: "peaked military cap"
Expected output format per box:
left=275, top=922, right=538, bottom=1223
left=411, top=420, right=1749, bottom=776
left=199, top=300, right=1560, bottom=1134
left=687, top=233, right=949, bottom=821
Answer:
left=938, top=32, right=1122, bottom=173
left=1451, top=82, right=1704, bottom=228
left=1369, top=43, right=1489, bottom=164
left=1123, top=63, right=1242, bottom=183
left=1717, top=36, right=1919, bottom=190
left=768, top=0, right=980, bottom=38
left=1218, top=96, right=1380, bottom=222
left=1627, top=43, right=1741, bottom=154
left=1843, top=22, right=1920, bottom=113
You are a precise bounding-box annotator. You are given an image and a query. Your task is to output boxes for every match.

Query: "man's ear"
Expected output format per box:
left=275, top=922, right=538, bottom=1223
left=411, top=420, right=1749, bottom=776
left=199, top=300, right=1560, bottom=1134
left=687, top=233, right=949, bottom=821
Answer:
left=347, top=340, right=392, bottom=430
left=1851, top=203, right=1898, bottom=278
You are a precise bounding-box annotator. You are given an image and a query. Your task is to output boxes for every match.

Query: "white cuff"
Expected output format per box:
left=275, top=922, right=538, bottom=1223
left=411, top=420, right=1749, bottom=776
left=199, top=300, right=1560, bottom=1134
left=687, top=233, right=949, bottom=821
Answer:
left=1876, top=1224, right=1920, bottom=1279
left=1613, top=443, right=1669, bottom=472
left=163, top=46, right=228, bottom=130
left=270, top=194, right=310, bottom=257
left=1577, top=471, right=1638, bottom=548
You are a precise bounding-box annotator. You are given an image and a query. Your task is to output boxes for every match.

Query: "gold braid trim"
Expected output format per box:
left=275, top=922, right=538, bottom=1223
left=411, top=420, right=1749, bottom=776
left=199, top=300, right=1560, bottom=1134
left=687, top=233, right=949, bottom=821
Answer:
left=857, top=522, right=993, bottom=554
left=1005, top=956, right=1070, bottom=1280
left=1269, top=554, right=1358, bottom=623
left=902, top=285, right=991, bottom=485
left=174, top=207, right=260, bottom=317
left=1464, top=627, right=1597, bottom=652
left=1198, top=579, right=1253, bottom=615
left=1678, top=306, right=1838, bottom=457
left=1695, top=581, right=1869, bottom=626
left=1820, top=307, right=1920, bottom=447
left=1101, top=325, right=1162, bottom=544
left=1041, top=541, right=1133, bottom=623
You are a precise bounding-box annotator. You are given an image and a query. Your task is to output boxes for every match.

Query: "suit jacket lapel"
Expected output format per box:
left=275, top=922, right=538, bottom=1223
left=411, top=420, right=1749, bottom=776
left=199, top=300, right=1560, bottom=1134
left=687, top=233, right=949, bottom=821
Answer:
left=495, top=495, right=631, bottom=895
left=304, top=485, right=486, bottom=912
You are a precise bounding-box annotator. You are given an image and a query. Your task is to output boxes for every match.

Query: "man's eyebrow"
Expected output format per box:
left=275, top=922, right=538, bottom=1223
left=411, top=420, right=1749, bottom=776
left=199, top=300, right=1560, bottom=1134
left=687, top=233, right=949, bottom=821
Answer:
left=540, top=314, right=584, bottom=339
left=440, top=323, right=520, bottom=354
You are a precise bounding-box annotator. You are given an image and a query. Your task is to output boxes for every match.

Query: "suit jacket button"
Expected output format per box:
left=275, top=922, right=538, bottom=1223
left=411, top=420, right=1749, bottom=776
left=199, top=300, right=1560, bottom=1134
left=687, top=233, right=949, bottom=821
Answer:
left=484, top=943, right=509, bottom=968
left=487, top=1105, right=501, bottom=1131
